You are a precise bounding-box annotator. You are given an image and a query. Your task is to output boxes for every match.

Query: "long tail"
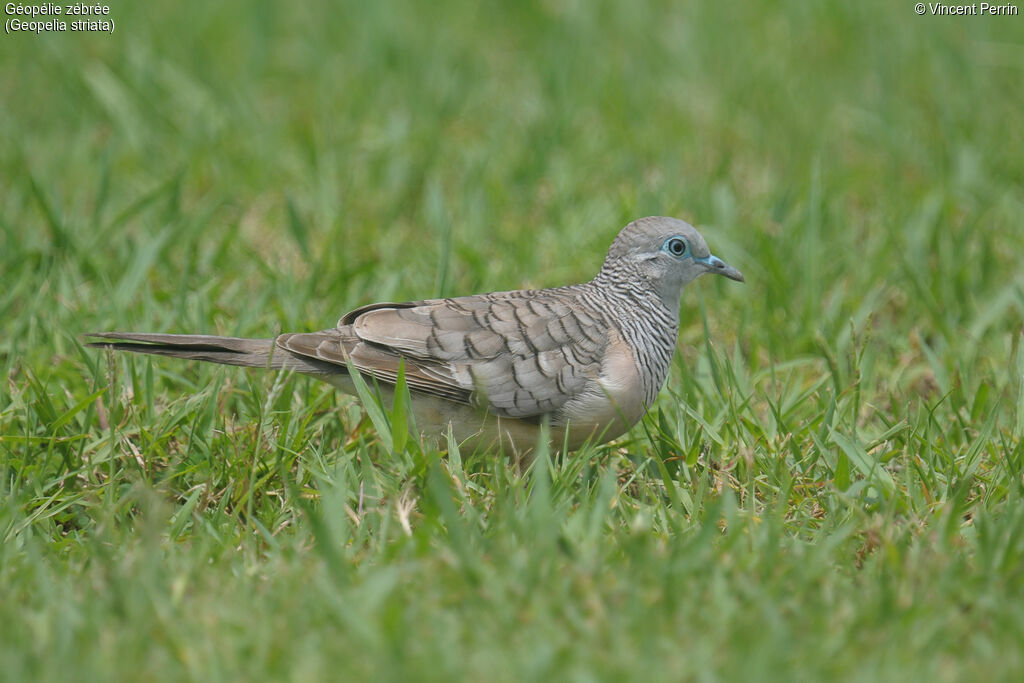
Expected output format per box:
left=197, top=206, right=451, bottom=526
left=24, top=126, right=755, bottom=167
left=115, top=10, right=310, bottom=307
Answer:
left=84, top=332, right=340, bottom=376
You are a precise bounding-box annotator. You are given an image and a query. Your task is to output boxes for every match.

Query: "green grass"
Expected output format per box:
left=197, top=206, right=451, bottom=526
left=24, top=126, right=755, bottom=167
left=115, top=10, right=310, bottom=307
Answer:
left=3, top=0, right=1024, bottom=680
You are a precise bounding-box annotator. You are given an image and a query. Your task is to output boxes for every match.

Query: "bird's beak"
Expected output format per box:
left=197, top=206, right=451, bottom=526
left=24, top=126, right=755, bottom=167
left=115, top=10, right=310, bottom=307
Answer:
left=697, top=254, right=744, bottom=282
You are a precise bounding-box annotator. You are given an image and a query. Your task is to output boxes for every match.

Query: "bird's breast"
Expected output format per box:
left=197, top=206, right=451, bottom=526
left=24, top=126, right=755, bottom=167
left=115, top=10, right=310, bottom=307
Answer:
left=556, top=327, right=650, bottom=446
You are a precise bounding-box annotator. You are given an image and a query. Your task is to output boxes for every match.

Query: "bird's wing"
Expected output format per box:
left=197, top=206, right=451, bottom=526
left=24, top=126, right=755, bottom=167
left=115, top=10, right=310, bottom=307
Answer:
left=277, top=290, right=611, bottom=422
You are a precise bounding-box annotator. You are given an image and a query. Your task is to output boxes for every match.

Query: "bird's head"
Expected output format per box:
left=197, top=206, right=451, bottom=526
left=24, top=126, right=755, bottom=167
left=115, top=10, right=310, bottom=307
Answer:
left=599, top=216, right=744, bottom=307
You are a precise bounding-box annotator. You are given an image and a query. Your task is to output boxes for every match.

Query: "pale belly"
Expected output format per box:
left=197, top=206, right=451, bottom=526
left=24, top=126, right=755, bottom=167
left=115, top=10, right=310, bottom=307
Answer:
left=326, top=375, right=645, bottom=457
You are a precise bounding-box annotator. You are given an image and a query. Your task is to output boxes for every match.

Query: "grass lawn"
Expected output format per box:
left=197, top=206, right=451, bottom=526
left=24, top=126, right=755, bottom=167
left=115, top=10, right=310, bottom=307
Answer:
left=2, top=0, right=1024, bottom=680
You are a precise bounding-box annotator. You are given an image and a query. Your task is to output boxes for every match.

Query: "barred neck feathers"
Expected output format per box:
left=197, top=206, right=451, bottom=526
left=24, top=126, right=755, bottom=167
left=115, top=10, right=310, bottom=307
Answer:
left=581, top=271, right=679, bottom=409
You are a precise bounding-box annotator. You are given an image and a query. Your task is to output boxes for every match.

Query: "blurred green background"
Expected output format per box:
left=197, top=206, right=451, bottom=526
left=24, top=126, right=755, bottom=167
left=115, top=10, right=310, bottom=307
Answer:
left=2, top=1, right=1023, bottom=680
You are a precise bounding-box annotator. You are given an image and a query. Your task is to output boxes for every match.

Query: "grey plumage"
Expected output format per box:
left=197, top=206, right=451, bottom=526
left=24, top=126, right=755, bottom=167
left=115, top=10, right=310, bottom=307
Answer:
left=87, top=216, right=743, bottom=453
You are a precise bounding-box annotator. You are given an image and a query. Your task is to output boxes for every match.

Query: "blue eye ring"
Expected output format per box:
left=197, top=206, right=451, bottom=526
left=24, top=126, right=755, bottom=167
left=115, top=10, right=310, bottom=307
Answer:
left=663, top=236, right=689, bottom=257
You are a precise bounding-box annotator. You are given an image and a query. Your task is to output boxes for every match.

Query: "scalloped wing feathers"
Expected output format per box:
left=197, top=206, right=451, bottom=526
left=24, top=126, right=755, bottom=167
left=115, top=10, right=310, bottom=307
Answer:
left=277, top=290, right=609, bottom=424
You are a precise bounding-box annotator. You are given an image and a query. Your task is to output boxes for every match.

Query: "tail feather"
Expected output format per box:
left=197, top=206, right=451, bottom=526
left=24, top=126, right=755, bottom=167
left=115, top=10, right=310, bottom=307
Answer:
left=84, top=332, right=342, bottom=376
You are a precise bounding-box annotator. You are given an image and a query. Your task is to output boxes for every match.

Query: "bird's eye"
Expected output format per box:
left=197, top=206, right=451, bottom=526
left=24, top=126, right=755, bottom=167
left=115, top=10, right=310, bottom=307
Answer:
left=665, top=237, right=688, bottom=257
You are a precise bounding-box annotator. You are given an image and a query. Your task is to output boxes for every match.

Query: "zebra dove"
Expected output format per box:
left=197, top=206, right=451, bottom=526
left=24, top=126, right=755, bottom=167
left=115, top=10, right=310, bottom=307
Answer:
left=87, top=216, right=743, bottom=454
